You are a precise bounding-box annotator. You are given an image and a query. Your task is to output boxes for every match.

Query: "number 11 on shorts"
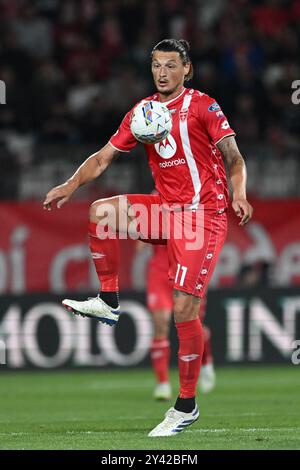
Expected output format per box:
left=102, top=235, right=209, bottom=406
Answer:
left=175, top=264, right=187, bottom=287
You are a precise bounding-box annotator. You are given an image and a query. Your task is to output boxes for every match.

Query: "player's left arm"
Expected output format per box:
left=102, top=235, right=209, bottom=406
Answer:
left=217, top=136, right=253, bottom=225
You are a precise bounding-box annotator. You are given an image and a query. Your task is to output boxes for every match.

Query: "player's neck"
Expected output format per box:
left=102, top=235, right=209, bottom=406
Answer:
left=159, top=86, right=185, bottom=104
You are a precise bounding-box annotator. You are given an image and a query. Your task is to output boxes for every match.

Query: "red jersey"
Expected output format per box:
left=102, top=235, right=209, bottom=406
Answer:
left=109, top=87, right=235, bottom=211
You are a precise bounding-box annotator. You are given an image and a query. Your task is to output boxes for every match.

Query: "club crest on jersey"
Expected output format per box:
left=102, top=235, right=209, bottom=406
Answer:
left=179, top=108, right=188, bottom=121
left=208, top=102, right=221, bottom=112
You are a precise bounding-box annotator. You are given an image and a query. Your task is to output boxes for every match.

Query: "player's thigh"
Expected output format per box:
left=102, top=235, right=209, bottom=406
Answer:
left=126, top=193, right=166, bottom=241
left=89, top=195, right=131, bottom=232
left=168, top=210, right=228, bottom=298
left=89, top=193, right=161, bottom=235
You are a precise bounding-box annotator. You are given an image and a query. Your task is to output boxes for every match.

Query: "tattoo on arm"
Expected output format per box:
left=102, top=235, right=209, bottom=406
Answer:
left=217, top=136, right=245, bottom=169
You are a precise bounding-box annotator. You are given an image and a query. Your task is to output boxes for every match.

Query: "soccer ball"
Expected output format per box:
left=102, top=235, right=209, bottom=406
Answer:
left=130, top=100, right=172, bottom=144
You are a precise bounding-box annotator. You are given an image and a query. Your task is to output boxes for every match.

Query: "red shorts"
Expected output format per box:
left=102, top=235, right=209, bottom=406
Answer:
left=147, top=262, right=173, bottom=312
left=147, top=263, right=208, bottom=319
left=127, top=193, right=227, bottom=298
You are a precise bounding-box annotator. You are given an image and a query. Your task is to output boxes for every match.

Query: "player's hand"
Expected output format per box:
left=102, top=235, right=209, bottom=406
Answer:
left=232, top=198, right=253, bottom=226
left=43, top=181, right=77, bottom=210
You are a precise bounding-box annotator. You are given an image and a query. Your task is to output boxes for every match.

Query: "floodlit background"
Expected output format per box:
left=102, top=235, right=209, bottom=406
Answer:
left=0, top=0, right=299, bottom=450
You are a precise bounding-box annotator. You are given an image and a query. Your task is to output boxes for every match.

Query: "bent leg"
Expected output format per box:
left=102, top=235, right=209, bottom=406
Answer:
left=62, top=196, right=139, bottom=322
left=89, top=193, right=164, bottom=304
left=89, top=195, right=132, bottom=294
left=90, top=195, right=135, bottom=232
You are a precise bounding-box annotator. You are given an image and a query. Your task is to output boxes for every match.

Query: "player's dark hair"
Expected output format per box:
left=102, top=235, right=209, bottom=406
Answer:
left=151, top=39, right=193, bottom=81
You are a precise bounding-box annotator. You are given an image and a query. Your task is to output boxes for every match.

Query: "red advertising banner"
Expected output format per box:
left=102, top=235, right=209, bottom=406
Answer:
left=0, top=199, right=299, bottom=293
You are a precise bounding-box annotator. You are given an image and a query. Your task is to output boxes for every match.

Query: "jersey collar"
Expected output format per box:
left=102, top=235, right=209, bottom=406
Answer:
left=156, top=87, right=187, bottom=107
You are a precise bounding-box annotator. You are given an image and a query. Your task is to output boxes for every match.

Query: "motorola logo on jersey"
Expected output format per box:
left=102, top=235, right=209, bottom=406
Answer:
left=159, top=158, right=186, bottom=168
left=155, top=134, right=177, bottom=159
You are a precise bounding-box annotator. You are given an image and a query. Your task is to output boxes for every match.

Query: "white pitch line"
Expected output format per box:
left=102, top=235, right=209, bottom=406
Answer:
left=205, top=412, right=264, bottom=417
left=186, top=427, right=300, bottom=434
left=1, top=427, right=300, bottom=437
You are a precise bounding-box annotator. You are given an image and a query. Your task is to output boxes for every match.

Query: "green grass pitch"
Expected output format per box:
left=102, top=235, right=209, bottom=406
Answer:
left=0, top=366, right=299, bottom=450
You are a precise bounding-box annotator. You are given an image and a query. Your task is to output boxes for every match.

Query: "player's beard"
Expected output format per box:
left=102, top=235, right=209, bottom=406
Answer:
left=156, top=81, right=182, bottom=97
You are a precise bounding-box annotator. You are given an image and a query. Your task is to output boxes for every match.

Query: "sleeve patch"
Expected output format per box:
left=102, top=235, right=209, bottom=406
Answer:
left=208, top=102, right=221, bottom=112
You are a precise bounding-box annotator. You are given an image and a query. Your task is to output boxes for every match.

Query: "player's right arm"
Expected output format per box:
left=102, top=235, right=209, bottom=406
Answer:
left=43, top=143, right=119, bottom=210
left=43, top=106, right=137, bottom=210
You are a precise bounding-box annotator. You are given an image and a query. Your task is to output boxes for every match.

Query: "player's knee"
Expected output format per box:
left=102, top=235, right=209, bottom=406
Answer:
left=89, top=198, right=117, bottom=223
left=154, top=323, right=168, bottom=338
left=89, top=201, right=100, bottom=220
left=174, top=305, right=194, bottom=323
left=173, top=295, right=200, bottom=323
left=153, top=311, right=170, bottom=337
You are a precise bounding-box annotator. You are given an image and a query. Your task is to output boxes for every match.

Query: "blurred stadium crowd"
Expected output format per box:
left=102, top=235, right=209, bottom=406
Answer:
left=0, top=0, right=300, bottom=199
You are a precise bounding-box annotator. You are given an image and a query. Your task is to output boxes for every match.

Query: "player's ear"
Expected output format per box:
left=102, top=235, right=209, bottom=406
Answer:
left=185, top=62, right=194, bottom=80
left=184, top=62, right=193, bottom=81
